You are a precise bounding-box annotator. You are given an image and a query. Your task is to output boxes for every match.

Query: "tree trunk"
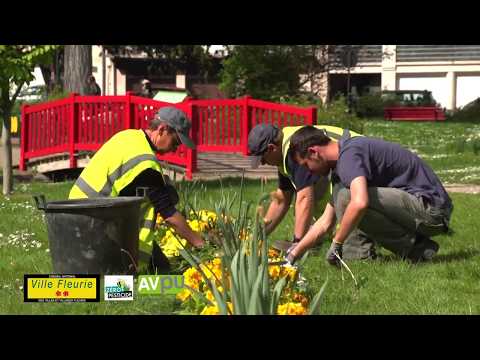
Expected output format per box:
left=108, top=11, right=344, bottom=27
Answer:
left=1, top=109, right=13, bottom=195
left=64, top=45, right=92, bottom=95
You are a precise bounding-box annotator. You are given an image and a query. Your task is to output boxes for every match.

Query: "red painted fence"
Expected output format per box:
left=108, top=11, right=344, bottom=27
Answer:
left=384, top=106, right=446, bottom=121
left=20, top=93, right=316, bottom=179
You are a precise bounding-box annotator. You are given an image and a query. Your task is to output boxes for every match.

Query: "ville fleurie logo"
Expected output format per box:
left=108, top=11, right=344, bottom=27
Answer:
left=104, top=275, right=134, bottom=301
left=24, top=274, right=100, bottom=302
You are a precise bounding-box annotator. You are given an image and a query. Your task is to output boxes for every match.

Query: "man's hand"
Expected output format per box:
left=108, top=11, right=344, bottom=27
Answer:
left=326, top=241, right=343, bottom=267
left=284, top=252, right=297, bottom=267
left=284, top=242, right=298, bottom=266
left=190, top=234, right=205, bottom=248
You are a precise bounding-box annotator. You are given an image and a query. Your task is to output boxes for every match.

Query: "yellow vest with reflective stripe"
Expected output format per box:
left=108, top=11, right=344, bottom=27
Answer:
left=279, top=125, right=362, bottom=217
left=69, top=129, right=163, bottom=263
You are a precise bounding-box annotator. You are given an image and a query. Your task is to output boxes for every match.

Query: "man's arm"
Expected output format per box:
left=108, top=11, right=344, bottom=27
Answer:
left=293, top=185, right=315, bottom=239
left=332, top=176, right=369, bottom=245
left=264, top=188, right=293, bottom=235
left=165, top=211, right=204, bottom=247
left=289, top=202, right=337, bottom=259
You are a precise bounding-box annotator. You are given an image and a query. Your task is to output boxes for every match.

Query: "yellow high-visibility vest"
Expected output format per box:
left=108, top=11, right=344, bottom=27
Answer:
left=279, top=125, right=362, bottom=216
left=69, top=129, right=164, bottom=264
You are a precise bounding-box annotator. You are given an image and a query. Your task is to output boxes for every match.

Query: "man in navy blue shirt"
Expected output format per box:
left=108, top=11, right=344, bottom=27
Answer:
left=285, top=126, right=453, bottom=266
left=247, top=124, right=376, bottom=260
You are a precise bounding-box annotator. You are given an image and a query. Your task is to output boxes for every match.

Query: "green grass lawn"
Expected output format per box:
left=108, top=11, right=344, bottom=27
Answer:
left=1, top=119, right=479, bottom=314
left=363, top=120, right=480, bottom=184
left=0, top=178, right=479, bottom=315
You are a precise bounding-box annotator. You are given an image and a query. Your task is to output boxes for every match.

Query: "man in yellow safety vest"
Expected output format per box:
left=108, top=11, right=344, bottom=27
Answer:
left=69, top=107, right=204, bottom=272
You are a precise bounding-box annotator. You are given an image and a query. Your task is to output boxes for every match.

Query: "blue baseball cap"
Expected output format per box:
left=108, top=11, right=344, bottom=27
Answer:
left=247, top=124, right=280, bottom=168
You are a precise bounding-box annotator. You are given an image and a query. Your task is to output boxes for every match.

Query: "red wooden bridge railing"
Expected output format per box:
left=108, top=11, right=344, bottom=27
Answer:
left=20, top=93, right=316, bottom=179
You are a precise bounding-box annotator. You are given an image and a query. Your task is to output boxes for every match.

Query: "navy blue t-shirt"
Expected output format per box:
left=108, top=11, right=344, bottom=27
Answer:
left=334, top=135, right=452, bottom=208
left=278, top=149, right=321, bottom=192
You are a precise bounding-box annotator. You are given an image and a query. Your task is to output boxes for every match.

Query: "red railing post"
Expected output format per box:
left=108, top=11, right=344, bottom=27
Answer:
left=242, top=95, right=252, bottom=156
left=69, top=93, right=78, bottom=168
left=307, top=106, right=317, bottom=125
left=125, top=91, right=134, bottom=129
left=185, top=102, right=198, bottom=180
left=19, top=104, right=28, bottom=171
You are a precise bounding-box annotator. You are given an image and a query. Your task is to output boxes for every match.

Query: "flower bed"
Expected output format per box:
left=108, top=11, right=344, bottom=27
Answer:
left=153, top=198, right=327, bottom=315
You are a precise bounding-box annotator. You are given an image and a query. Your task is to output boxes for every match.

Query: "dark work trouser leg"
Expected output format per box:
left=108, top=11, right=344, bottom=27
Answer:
left=333, top=185, right=450, bottom=259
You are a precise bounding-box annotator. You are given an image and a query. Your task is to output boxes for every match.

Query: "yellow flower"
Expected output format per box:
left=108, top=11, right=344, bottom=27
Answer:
left=183, top=267, right=203, bottom=290
left=160, top=232, right=188, bottom=258
left=176, top=289, right=191, bottom=302
left=280, top=265, right=297, bottom=281
left=199, top=258, right=223, bottom=283
left=193, top=210, right=217, bottom=224
left=200, top=300, right=233, bottom=315
left=277, top=302, right=307, bottom=315
left=268, top=265, right=281, bottom=280
left=187, top=219, right=202, bottom=232
left=211, top=258, right=222, bottom=267
left=205, top=290, right=216, bottom=303
left=200, top=304, right=220, bottom=315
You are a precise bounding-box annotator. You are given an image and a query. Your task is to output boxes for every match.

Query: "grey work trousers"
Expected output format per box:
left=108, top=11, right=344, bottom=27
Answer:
left=333, top=184, right=453, bottom=258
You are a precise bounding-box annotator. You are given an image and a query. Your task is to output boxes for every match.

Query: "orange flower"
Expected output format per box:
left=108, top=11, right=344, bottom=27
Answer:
left=268, top=248, right=281, bottom=258
left=292, top=292, right=309, bottom=307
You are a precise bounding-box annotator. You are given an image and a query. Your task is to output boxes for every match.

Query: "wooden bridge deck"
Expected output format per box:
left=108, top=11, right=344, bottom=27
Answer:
left=15, top=150, right=278, bottom=181
left=193, top=152, right=277, bottom=180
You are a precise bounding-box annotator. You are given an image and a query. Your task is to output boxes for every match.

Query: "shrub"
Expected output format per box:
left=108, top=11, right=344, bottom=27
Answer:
left=45, top=87, right=70, bottom=101
left=472, top=139, right=480, bottom=155
left=448, top=98, right=480, bottom=123
left=317, top=95, right=365, bottom=134
left=355, top=94, right=386, bottom=118
left=279, top=93, right=365, bottom=134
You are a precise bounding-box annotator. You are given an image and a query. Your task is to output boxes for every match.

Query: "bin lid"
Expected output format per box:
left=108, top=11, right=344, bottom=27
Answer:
left=38, top=196, right=145, bottom=210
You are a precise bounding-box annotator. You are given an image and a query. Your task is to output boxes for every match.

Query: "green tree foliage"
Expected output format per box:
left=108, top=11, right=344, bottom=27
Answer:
left=219, top=45, right=350, bottom=101
left=219, top=46, right=303, bottom=100
left=219, top=45, right=369, bottom=102
left=0, top=45, right=58, bottom=194
left=103, top=45, right=219, bottom=81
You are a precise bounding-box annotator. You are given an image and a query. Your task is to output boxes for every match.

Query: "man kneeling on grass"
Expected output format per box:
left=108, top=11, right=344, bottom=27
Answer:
left=284, top=126, right=453, bottom=266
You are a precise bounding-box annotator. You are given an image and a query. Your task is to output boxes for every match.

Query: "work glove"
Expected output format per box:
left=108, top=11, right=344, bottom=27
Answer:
left=326, top=241, right=343, bottom=267
left=284, top=243, right=298, bottom=267
left=284, top=253, right=297, bottom=267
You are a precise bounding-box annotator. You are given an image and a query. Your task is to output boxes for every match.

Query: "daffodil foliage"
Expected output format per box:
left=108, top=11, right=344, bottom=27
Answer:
left=155, top=178, right=328, bottom=315
left=173, top=189, right=328, bottom=315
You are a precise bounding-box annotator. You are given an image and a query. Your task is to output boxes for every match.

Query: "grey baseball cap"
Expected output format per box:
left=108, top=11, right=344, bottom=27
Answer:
left=248, top=124, right=280, bottom=169
left=156, top=107, right=196, bottom=149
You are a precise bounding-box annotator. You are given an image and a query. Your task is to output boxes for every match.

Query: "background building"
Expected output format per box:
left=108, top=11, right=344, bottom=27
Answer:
left=328, top=45, right=480, bottom=110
